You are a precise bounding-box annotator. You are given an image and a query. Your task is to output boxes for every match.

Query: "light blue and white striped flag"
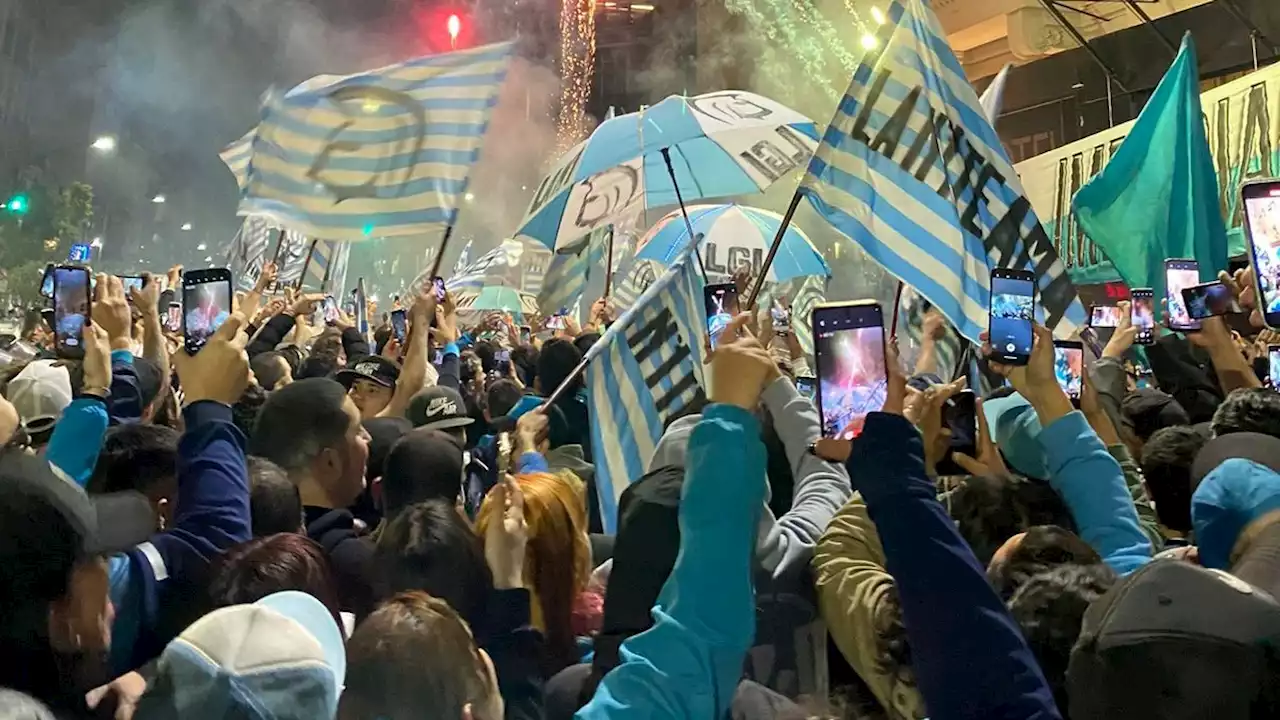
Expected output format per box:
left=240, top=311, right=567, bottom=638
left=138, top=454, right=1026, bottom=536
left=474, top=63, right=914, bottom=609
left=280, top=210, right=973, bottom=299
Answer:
left=784, top=274, right=828, bottom=361
left=452, top=239, right=474, bottom=278
left=277, top=232, right=312, bottom=287
left=586, top=250, right=706, bottom=532
left=300, top=240, right=349, bottom=292
left=234, top=42, right=514, bottom=241
left=446, top=240, right=524, bottom=294
left=537, top=225, right=609, bottom=315
left=224, top=216, right=274, bottom=289
left=610, top=258, right=664, bottom=312
left=799, top=0, right=1084, bottom=343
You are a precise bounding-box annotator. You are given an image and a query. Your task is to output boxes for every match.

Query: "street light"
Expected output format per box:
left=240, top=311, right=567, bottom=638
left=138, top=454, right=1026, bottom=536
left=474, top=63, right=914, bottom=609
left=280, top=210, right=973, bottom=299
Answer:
left=196, top=243, right=207, bottom=251
left=203, top=256, right=212, bottom=263
left=180, top=222, right=192, bottom=231
left=90, top=237, right=103, bottom=249
left=91, top=136, right=117, bottom=153
left=464, top=192, right=475, bottom=202
left=151, top=194, right=166, bottom=204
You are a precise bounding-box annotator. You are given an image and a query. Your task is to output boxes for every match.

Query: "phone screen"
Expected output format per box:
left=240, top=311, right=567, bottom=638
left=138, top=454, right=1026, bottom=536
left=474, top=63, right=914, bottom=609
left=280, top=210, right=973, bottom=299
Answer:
left=813, top=302, right=887, bottom=439
left=40, top=265, right=54, bottom=299
left=547, top=314, right=566, bottom=331
left=1243, top=181, right=1280, bottom=325
left=121, top=275, right=145, bottom=303
left=1090, top=305, right=1120, bottom=328
left=519, top=325, right=532, bottom=344
left=771, top=304, right=790, bottom=333
left=183, top=273, right=232, bottom=354
left=704, top=283, right=740, bottom=347
left=390, top=309, right=407, bottom=342
left=53, top=266, right=90, bottom=354
left=1131, top=289, right=1155, bottom=344
left=989, top=272, right=1035, bottom=364
left=935, top=389, right=976, bottom=475
left=496, top=349, right=511, bottom=374
left=1165, top=260, right=1201, bottom=331
left=432, top=277, right=446, bottom=302
left=795, top=376, right=817, bottom=402
left=1183, top=281, right=1241, bottom=319
left=1053, top=342, right=1084, bottom=399
left=1270, top=346, right=1280, bottom=386
left=322, top=295, right=339, bottom=324
left=165, top=303, right=182, bottom=332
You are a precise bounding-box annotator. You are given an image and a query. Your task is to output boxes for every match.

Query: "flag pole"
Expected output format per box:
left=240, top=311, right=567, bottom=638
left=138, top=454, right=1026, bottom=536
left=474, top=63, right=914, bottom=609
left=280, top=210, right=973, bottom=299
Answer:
left=659, top=147, right=709, bottom=283
left=746, top=190, right=802, bottom=310
left=889, top=280, right=905, bottom=338
left=296, top=238, right=319, bottom=292
left=603, top=225, right=615, bottom=297
left=266, top=229, right=287, bottom=294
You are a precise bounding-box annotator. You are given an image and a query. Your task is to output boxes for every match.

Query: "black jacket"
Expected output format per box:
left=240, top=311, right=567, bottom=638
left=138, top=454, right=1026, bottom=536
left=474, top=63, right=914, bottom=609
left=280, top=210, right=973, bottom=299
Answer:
left=305, top=505, right=377, bottom=618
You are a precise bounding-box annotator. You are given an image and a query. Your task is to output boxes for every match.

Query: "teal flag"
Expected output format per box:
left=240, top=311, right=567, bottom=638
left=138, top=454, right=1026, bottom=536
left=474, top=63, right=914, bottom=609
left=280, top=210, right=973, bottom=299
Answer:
left=1073, top=33, right=1228, bottom=308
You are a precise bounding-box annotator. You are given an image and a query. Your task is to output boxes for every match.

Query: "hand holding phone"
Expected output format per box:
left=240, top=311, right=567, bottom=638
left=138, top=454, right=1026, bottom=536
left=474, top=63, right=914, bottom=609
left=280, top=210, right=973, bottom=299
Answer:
left=1182, top=281, right=1242, bottom=320
left=1130, top=289, right=1155, bottom=344
left=183, top=268, right=233, bottom=354
left=813, top=301, right=887, bottom=439
left=1242, top=179, right=1280, bottom=328
left=390, top=309, right=408, bottom=342
left=988, top=269, right=1036, bottom=365
left=52, top=265, right=91, bottom=357
left=1164, top=259, right=1201, bottom=331
left=1052, top=340, right=1084, bottom=400
left=704, top=282, right=741, bottom=348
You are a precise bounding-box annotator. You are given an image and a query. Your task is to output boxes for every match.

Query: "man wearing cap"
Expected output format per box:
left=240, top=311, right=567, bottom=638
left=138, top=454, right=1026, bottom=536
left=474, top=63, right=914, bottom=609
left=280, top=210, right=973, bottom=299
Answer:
left=4, top=359, right=74, bottom=447
left=337, top=355, right=401, bottom=419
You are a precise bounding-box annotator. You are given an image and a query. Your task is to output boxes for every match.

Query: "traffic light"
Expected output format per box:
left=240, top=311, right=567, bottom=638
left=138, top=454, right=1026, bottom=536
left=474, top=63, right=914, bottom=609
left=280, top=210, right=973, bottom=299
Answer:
left=6, top=193, right=28, bottom=214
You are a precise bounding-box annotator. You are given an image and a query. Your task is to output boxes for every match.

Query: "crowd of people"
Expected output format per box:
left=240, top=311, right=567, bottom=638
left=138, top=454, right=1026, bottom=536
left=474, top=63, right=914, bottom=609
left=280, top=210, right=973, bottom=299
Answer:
left=2, top=257, right=1280, bottom=720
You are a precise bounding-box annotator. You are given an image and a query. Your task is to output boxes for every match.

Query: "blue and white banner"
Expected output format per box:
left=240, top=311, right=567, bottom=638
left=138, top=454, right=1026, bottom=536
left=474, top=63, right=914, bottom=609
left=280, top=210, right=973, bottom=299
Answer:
left=586, top=250, right=706, bottom=532
left=232, top=42, right=513, bottom=241
left=536, top=225, right=609, bottom=316
left=799, top=0, right=1084, bottom=343
left=445, top=239, right=525, bottom=295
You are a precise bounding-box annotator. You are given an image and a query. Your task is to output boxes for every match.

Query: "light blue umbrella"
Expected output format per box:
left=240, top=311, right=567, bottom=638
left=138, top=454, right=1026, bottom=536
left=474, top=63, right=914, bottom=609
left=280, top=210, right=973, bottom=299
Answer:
left=635, top=204, right=830, bottom=283
left=467, top=285, right=525, bottom=313
left=516, top=91, right=819, bottom=252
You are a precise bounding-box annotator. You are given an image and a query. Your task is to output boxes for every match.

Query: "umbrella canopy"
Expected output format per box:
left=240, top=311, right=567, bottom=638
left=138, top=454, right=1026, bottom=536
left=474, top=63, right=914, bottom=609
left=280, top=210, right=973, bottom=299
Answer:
left=516, top=91, right=818, bottom=252
left=464, top=285, right=526, bottom=313
left=635, top=204, right=830, bottom=283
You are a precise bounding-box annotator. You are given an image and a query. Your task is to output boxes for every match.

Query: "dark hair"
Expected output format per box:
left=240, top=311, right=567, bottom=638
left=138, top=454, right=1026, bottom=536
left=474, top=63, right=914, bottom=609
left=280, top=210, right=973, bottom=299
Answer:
left=511, top=344, right=539, bottom=387
left=486, top=379, right=524, bottom=419
left=572, top=332, right=600, bottom=357
left=987, top=525, right=1103, bottom=600
left=208, top=533, right=343, bottom=631
left=298, top=350, right=342, bottom=381
left=373, top=500, right=493, bottom=629
left=339, top=591, right=493, bottom=720
left=473, top=341, right=497, bottom=374
left=247, top=456, right=303, bottom=537
left=380, top=429, right=464, bottom=515
left=232, top=383, right=268, bottom=439
left=87, top=423, right=180, bottom=496
left=249, top=378, right=353, bottom=474
left=949, top=474, right=1076, bottom=566
left=278, top=345, right=305, bottom=376
left=373, top=327, right=392, bottom=356
left=1211, top=388, right=1280, bottom=439
left=250, top=351, right=291, bottom=391
left=1008, top=563, right=1117, bottom=713
left=537, top=338, right=583, bottom=397
left=1140, top=425, right=1209, bottom=533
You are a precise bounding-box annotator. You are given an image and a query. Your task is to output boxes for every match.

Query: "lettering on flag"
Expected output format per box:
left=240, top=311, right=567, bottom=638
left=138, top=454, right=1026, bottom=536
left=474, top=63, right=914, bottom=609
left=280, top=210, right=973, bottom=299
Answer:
left=626, top=306, right=703, bottom=421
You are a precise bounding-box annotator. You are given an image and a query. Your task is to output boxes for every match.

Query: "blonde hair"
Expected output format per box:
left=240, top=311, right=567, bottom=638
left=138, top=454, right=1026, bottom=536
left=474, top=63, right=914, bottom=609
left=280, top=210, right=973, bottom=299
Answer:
left=476, top=470, right=590, bottom=671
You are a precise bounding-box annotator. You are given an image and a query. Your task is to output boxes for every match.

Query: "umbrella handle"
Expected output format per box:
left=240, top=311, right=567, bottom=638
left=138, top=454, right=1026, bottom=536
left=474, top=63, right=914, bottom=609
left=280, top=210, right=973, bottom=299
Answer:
left=660, top=147, right=710, bottom=284
left=746, top=191, right=803, bottom=310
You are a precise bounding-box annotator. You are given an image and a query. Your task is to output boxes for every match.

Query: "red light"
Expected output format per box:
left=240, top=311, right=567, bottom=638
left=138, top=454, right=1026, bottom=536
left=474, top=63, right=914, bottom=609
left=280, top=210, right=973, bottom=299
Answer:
left=447, top=14, right=461, bottom=42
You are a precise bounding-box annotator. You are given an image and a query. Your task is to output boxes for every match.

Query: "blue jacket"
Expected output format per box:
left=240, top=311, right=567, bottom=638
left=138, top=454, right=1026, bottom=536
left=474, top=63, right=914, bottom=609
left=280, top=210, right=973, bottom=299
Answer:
left=850, top=412, right=1061, bottom=720
left=577, top=404, right=765, bottom=719
left=1040, top=411, right=1152, bottom=576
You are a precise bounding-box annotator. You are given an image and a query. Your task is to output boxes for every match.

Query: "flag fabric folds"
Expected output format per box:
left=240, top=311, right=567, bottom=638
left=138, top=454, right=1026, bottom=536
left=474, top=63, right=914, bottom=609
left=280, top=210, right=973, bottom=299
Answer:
left=799, top=0, right=1085, bottom=343
left=784, top=274, right=829, bottom=362
left=445, top=240, right=525, bottom=295
left=233, top=42, right=513, bottom=241
left=585, top=250, right=706, bottom=532
left=1073, top=33, right=1229, bottom=307
left=537, top=225, right=609, bottom=315
left=224, top=216, right=274, bottom=290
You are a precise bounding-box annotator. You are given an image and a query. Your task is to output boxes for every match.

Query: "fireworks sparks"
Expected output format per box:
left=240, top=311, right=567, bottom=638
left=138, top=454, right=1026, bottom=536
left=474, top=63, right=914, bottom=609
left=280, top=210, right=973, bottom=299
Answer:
left=557, top=0, right=597, bottom=151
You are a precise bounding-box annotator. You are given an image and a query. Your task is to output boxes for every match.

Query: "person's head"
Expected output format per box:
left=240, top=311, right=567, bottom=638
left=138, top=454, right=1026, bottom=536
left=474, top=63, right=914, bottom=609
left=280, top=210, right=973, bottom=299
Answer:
left=251, top=351, right=294, bottom=392
left=247, top=456, right=303, bottom=536
left=987, top=525, right=1103, bottom=600
left=249, top=378, right=370, bottom=510
left=1190, top=432, right=1280, bottom=569
left=363, top=416, right=412, bottom=487
left=949, top=473, right=1076, bottom=566
left=1140, top=425, right=1209, bottom=534
left=476, top=472, right=590, bottom=672
left=231, top=382, right=267, bottom=439
left=298, top=350, right=342, bottom=380
left=336, top=357, right=401, bottom=419
left=572, top=332, right=599, bottom=357
left=484, top=379, right=524, bottom=424
left=535, top=339, right=583, bottom=397
left=374, top=500, right=492, bottom=629
left=88, top=423, right=180, bottom=531
left=381, top=429, right=465, bottom=516
left=3, top=360, right=73, bottom=447
left=1121, top=388, right=1191, bottom=443
left=511, top=344, right=539, bottom=386
left=1008, top=563, right=1117, bottom=713
left=207, top=533, right=343, bottom=631
left=131, top=356, right=165, bottom=421
left=339, top=591, right=502, bottom=720
left=473, top=341, right=497, bottom=374
left=405, top=386, right=474, bottom=444
left=1211, top=388, right=1280, bottom=439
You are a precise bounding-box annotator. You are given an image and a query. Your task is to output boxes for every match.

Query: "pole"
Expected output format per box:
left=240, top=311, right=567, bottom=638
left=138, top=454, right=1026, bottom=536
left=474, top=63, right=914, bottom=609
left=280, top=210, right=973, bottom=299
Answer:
left=889, top=281, right=905, bottom=338
left=659, top=147, right=709, bottom=283
left=1036, top=0, right=1130, bottom=94
left=266, top=229, right=286, bottom=294
left=542, top=353, right=592, bottom=407
left=603, top=224, right=615, bottom=297
left=746, top=191, right=803, bottom=310
left=1121, top=0, right=1177, bottom=57
left=295, top=238, right=319, bottom=292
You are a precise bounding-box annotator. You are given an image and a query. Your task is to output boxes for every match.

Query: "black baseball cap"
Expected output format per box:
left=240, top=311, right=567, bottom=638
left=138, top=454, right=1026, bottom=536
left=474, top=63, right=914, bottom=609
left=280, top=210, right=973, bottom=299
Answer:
left=406, top=386, right=474, bottom=432
left=0, top=450, right=155, bottom=558
left=1068, top=559, right=1280, bottom=719
left=335, top=356, right=400, bottom=390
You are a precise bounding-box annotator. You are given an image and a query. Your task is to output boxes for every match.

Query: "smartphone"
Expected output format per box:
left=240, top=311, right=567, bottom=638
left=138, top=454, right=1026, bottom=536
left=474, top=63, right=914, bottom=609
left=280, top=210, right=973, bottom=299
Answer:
left=390, top=309, right=408, bottom=342
left=547, top=314, right=567, bottom=331
left=1182, top=281, right=1242, bottom=320
left=1089, top=305, right=1120, bottom=328
left=812, top=301, right=888, bottom=440
left=989, top=268, right=1036, bottom=365
left=704, top=282, right=740, bottom=348
left=432, top=349, right=444, bottom=366
left=165, top=302, right=182, bottom=332
left=432, top=276, right=447, bottom=302
left=1242, top=179, right=1280, bottom=328
left=1079, top=326, right=1104, bottom=358
left=39, top=264, right=54, bottom=299
left=519, top=325, right=532, bottom=344
left=935, top=389, right=977, bottom=476
left=1270, top=345, right=1280, bottom=387
left=182, top=268, right=233, bottom=354
left=795, top=375, right=817, bottom=402
left=52, top=265, right=91, bottom=357
left=771, top=304, right=791, bottom=335
left=1131, top=288, right=1155, bottom=344
left=1164, top=259, right=1201, bottom=331
left=120, top=275, right=145, bottom=304
left=1053, top=340, right=1084, bottom=400
left=322, top=295, right=340, bottom=325
left=496, top=349, right=511, bottom=375
left=39, top=308, right=55, bottom=334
